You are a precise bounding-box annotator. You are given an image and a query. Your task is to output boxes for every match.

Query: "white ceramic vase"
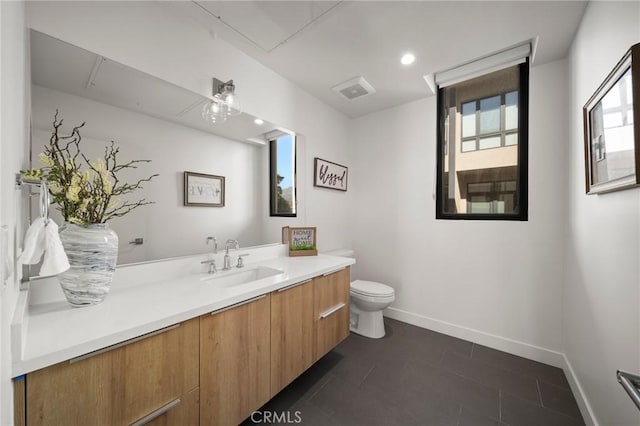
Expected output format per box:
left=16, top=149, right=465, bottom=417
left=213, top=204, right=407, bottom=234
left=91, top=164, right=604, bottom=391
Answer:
left=58, top=222, right=118, bottom=307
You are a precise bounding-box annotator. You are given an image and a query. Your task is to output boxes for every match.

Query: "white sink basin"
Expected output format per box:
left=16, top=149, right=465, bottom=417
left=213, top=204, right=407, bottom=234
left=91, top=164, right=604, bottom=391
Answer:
left=201, top=266, right=284, bottom=287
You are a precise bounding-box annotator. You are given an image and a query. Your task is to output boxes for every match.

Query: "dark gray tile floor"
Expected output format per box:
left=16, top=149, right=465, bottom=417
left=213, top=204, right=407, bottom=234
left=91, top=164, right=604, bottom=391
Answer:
left=242, top=318, right=585, bottom=426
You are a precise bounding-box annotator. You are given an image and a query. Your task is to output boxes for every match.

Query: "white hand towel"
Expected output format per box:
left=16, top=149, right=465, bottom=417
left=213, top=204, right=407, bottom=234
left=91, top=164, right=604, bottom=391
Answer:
left=40, top=220, right=70, bottom=276
left=19, top=217, right=46, bottom=264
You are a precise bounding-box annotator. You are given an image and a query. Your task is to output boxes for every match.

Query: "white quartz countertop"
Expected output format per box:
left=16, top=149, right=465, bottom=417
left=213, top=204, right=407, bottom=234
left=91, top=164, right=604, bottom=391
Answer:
left=12, top=252, right=354, bottom=376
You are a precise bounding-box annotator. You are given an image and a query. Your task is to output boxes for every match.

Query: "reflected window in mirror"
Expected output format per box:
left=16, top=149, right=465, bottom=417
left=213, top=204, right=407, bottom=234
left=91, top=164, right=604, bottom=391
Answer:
left=270, top=133, right=297, bottom=217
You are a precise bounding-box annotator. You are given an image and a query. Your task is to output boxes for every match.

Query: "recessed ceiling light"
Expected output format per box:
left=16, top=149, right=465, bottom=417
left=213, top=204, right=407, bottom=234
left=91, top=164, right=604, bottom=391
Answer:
left=401, top=53, right=416, bottom=66
left=254, top=118, right=264, bottom=125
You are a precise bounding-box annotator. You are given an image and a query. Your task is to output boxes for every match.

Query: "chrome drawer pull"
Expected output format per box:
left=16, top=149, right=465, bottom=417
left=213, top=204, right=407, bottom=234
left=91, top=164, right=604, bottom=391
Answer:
left=130, top=398, right=181, bottom=426
left=319, top=303, right=346, bottom=319
left=70, top=324, right=181, bottom=364
left=277, top=279, right=312, bottom=292
left=322, top=267, right=346, bottom=277
left=210, top=294, right=266, bottom=315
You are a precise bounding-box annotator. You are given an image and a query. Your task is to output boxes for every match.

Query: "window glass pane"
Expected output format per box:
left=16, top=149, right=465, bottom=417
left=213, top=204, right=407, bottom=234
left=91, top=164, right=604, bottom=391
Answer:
left=468, top=182, right=493, bottom=193
left=498, top=193, right=515, bottom=212
left=270, top=134, right=296, bottom=216
left=438, top=63, right=525, bottom=219
left=602, top=82, right=621, bottom=109
left=462, top=140, right=476, bottom=152
left=505, top=133, right=518, bottom=146
left=468, top=197, right=492, bottom=213
left=505, top=91, right=518, bottom=130
left=603, top=112, right=623, bottom=128
left=462, top=101, right=476, bottom=137
left=495, top=181, right=517, bottom=192
left=478, top=136, right=501, bottom=150
left=479, top=96, right=501, bottom=133
left=629, top=110, right=634, bottom=125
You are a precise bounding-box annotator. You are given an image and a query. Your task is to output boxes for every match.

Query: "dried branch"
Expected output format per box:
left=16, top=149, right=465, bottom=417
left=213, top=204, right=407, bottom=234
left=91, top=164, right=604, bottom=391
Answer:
left=24, top=111, right=158, bottom=224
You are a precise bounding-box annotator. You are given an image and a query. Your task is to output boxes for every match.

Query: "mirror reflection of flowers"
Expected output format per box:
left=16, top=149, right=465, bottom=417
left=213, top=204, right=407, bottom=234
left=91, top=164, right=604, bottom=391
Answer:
left=22, top=110, right=158, bottom=225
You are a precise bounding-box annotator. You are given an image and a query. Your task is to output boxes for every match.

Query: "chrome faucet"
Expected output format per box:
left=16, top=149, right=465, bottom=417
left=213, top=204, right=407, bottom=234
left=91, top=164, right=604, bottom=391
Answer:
left=201, top=259, right=217, bottom=274
left=223, top=239, right=239, bottom=271
left=206, top=236, right=218, bottom=254
left=236, top=253, right=250, bottom=268
left=200, top=237, right=218, bottom=274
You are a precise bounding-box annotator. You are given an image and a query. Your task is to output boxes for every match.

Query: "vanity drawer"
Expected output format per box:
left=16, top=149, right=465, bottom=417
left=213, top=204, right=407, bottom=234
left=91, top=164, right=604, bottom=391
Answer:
left=25, top=318, right=199, bottom=426
left=313, top=267, right=350, bottom=360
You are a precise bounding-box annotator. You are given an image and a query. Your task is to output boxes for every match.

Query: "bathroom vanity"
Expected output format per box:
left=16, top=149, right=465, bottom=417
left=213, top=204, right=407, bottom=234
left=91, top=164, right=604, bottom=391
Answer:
left=11, top=245, right=353, bottom=425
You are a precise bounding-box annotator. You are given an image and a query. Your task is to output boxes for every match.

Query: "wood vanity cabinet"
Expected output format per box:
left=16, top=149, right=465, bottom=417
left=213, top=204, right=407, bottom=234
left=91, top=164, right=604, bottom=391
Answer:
left=270, top=279, right=315, bottom=396
left=23, top=318, right=199, bottom=426
left=269, top=266, right=351, bottom=395
left=17, top=265, right=351, bottom=426
left=314, top=267, right=350, bottom=361
left=200, top=294, right=271, bottom=426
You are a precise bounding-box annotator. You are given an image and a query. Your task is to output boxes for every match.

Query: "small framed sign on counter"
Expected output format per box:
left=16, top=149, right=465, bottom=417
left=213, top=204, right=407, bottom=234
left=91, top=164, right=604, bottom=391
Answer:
left=284, top=226, right=317, bottom=257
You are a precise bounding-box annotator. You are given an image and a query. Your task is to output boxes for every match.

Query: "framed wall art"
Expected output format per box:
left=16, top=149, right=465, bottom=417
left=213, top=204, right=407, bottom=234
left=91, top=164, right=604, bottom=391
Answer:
left=184, top=171, right=225, bottom=207
left=584, top=43, right=640, bottom=194
left=314, top=158, right=348, bottom=191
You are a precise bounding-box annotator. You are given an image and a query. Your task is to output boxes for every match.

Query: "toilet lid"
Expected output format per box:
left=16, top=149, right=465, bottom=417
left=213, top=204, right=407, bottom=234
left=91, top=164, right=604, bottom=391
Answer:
left=350, top=280, right=395, bottom=297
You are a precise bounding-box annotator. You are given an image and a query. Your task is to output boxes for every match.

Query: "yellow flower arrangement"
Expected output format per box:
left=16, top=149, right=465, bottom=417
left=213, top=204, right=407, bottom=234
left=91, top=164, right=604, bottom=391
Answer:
left=21, top=111, right=158, bottom=225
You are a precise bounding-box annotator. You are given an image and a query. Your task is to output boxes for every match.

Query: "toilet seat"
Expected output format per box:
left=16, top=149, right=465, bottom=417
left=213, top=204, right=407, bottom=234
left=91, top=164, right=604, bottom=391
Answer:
left=350, top=280, right=395, bottom=297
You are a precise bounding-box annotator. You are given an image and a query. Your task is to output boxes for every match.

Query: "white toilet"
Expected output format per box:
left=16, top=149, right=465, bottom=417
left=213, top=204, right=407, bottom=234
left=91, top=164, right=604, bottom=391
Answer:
left=325, top=249, right=396, bottom=339
left=350, top=279, right=395, bottom=338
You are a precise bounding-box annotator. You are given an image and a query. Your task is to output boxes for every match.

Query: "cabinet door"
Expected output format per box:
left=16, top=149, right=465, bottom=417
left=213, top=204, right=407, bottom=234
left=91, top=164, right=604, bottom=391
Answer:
left=200, top=294, right=271, bottom=426
left=270, top=279, right=315, bottom=396
left=314, top=267, right=350, bottom=360
left=25, top=318, right=199, bottom=426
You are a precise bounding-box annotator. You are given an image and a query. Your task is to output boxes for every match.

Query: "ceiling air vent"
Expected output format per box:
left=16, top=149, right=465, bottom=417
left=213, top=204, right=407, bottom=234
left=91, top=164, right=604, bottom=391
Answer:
left=332, top=76, right=376, bottom=101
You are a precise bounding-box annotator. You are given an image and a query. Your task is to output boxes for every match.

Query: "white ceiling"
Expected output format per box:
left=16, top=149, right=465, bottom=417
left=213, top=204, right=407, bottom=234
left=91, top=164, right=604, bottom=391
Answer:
left=185, top=1, right=588, bottom=118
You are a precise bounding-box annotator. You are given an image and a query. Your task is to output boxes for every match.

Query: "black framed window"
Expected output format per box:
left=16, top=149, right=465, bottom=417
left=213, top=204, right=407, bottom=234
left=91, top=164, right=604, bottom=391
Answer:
left=436, top=60, right=529, bottom=220
left=269, top=133, right=297, bottom=217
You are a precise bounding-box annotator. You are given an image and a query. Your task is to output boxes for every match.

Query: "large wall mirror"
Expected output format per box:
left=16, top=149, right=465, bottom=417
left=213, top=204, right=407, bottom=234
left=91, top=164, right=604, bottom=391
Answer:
left=29, top=30, right=302, bottom=267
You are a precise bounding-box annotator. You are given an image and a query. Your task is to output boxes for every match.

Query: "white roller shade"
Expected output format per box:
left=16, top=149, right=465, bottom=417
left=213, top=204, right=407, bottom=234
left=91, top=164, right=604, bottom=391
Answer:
left=435, top=42, right=531, bottom=88
left=264, top=129, right=293, bottom=141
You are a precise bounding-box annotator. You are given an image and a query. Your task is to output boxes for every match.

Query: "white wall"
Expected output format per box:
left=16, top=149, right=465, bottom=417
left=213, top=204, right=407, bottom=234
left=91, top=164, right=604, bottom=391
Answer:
left=350, top=58, right=569, bottom=361
left=565, top=2, right=640, bottom=425
left=0, top=2, right=28, bottom=424
left=32, top=85, right=266, bottom=264
left=26, top=1, right=353, bottom=254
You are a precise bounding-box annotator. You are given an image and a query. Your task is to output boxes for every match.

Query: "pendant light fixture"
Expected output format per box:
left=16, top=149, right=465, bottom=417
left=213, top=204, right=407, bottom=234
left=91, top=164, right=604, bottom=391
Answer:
left=202, top=78, right=241, bottom=123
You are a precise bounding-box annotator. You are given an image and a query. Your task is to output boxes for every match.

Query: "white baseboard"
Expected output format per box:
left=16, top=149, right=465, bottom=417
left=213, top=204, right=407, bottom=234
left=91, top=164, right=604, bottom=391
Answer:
left=384, top=307, right=565, bottom=367
left=560, top=354, right=599, bottom=426
left=384, top=307, right=598, bottom=426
